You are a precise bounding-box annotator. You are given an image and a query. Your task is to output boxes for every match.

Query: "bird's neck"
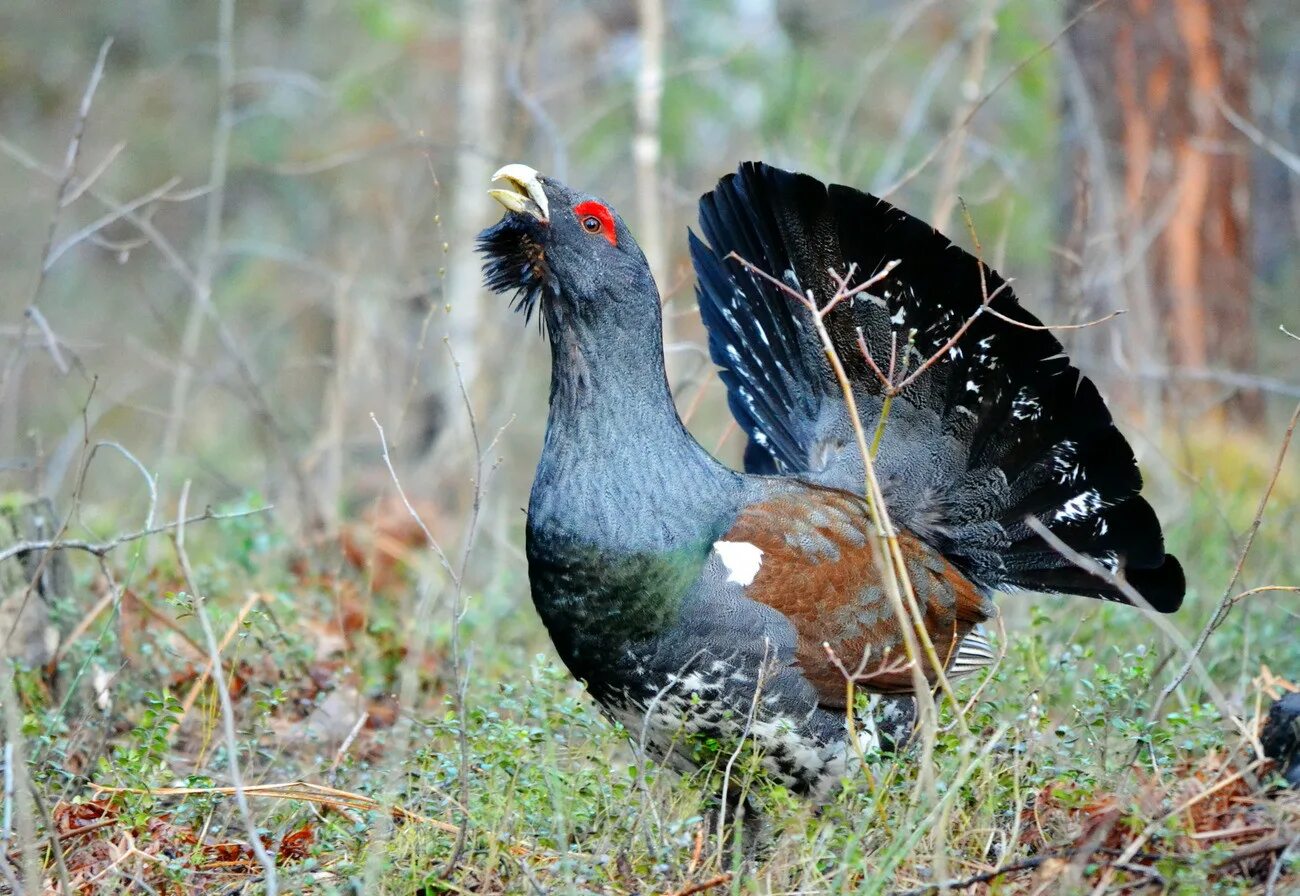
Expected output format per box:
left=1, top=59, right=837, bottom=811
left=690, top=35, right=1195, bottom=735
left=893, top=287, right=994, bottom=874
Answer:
left=529, top=292, right=737, bottom=554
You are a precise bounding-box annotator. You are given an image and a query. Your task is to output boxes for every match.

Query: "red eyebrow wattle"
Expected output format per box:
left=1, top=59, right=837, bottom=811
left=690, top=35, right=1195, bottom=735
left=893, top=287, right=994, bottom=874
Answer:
left=574, top=201, right=617, bottom=246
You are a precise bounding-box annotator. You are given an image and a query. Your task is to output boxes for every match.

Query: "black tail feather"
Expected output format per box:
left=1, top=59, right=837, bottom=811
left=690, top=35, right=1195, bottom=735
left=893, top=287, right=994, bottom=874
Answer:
left=693, top=162, right=1184, bottom=613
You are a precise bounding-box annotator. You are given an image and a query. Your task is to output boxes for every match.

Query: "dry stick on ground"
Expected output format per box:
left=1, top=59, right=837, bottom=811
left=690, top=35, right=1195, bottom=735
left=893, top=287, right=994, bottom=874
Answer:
left=170, top=481, right=278, bottom=895
left=1153, top=401, right=1300, bottom=719
left=668, top=872, right=733, bottom=896
left=27, top=783, right=71, bottom=896
left=166, top=591, right=264, bottom=742
left=1085, top=759, right=1268, bottom=896
left=890, top=853, right=1062, bottom=896
left=1266, top=833, right=1300, bottom=896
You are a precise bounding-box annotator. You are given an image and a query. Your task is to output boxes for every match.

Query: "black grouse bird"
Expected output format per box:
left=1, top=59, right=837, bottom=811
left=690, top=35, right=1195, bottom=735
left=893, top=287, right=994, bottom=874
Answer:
left=478, top=162, right=1184, bottom=806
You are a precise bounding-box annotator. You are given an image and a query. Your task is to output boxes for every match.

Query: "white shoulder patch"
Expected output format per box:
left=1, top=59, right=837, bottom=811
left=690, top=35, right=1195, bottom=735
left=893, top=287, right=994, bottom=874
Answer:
left=712, top=540, right=764, bottom=586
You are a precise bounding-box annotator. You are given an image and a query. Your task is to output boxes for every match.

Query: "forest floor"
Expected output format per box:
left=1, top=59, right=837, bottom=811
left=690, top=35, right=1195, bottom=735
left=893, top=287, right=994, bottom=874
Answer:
left=6, top=422, right=1300, bottom=895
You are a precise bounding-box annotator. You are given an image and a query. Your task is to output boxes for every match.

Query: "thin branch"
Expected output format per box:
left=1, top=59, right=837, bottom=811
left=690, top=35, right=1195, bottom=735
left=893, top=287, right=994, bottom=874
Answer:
left=891, top=853, right=1059, bottom=896
left=439, top=339, right=490, bottom=877
left=170, top=481, right=278, bottom=894
left=714, top=637, right=770, bottom=866
left=0, top=37, right=111, bottom=403
left=369, top=415, right=456, bottom=584
left=1153, top=401, right=1300, bottom=715
left=1216, top=94, right=1300, bottom=176
left=60, top=140, right=126, bottom=206
left=982, top=303, right=1125, bottom=332
left=1021, top=516, right=1246, bottom=745
left=1231, top=585, right=1300, bottom=605
left=878, top=0, right=1111, bottom=197
left=43, top=176, right=182, bottom=272
left=160, top=0, right=235, bottom=479
left=0, top=504, right=270, bottom=566
left=23, top=305, right=70, bottom=375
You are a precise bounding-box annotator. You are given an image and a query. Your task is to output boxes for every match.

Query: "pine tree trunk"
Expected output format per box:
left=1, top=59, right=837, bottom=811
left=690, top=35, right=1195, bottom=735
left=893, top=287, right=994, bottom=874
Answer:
left=1057, top=0, right=1259, bottom=422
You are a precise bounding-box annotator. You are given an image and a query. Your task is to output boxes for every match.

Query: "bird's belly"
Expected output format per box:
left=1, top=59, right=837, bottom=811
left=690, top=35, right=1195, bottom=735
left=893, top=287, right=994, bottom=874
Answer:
left=587, top=641, right=914, bottom=801
left=523, top=542, right=915, bottom=799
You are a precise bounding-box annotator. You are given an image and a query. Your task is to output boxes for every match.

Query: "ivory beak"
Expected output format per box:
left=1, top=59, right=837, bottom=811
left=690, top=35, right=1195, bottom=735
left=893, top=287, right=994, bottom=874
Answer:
left=489, top=163, right=550, bottom=222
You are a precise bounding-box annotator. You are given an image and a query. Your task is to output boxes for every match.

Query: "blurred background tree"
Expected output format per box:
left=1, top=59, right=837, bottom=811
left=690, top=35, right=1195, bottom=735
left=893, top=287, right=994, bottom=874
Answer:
left=1, top=0, right=1297, bottom=558
left=1059, top=0, right=1261, bottom=422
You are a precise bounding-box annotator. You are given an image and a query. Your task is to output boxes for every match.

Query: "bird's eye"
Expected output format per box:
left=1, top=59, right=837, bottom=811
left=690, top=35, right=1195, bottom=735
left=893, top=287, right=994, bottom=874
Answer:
left=572, top=200, right=618, bottom=246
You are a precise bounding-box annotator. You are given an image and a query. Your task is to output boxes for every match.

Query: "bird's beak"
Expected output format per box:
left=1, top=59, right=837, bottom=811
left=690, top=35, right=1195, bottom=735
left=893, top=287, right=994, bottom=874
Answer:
left=489, top=163, right=550, bottom=223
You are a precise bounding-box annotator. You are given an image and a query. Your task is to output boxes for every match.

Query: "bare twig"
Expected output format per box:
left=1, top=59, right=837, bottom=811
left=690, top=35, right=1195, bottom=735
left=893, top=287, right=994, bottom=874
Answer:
left=930, top=0, right=997, bottom=232
left=439, top=340, right=493, bottom=876
left=0, top=504, right=270, bottom=566
left=370, top=415, right=456, bottom=584
left=1232, top=585, right=1300, bottom=605
left=715, top=638, right=771, bottom=864
left=34, top=37, right=113, bottom=287
left=669, top=873, right=733, bottom=896
left=169, top=483, right=277, bottom=890
left=891, top=853, right=1058, bottom=896
left=878, top=0, right=1111, bottom=198
left=44, top=176, right=183, bottom=272
left=1021, top=516, right=1245, bottom=745
left=160, top=0, right=235, bottom=473
left=369, top=342, right=505, bottom=880
left=166, top=591, right=264, bottom=741
left=60, top=140, right=126, bottom=206
left=1153, top=401, right=1300, bottom=716
left=22, top=306, right=70, bottom=375
left=1216, top=94, right=1300, bottom=175
left=171, top=481, right=278, bottom=893
left=983, top=303, right=1125, bottom=332
left=0, top=37, right=111, bottom=404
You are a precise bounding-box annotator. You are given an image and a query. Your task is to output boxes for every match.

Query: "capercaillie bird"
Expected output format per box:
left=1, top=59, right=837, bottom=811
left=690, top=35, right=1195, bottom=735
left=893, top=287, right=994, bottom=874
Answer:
left=478, top=162, right=1184, bottom=812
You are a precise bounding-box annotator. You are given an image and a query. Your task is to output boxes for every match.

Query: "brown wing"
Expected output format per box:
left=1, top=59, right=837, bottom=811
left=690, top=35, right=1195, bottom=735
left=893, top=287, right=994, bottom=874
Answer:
left=723, top=484, right=995, bottom=706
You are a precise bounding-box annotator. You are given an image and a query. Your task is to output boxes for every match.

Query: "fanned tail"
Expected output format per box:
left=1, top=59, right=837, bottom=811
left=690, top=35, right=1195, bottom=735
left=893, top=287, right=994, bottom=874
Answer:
left=692, top=162, right=1184, bottom=612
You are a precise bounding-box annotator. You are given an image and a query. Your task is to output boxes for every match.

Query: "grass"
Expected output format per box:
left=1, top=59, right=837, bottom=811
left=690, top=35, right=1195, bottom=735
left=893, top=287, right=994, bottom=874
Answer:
left=4, top=421, right=1299, bottom=895
left=3, top=1, right=1298, bottom=891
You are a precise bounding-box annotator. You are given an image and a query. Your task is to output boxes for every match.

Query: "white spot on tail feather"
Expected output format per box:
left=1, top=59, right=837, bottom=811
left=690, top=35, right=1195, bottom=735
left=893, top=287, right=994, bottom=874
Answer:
left=713, top=540, right=764, bottom=585
left=1054, top=489, right=1103, bottom=522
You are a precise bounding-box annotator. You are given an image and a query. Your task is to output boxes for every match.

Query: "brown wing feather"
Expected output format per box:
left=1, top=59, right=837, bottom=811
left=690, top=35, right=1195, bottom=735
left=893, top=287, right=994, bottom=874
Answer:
left=724, top=484, right=995, bottom=707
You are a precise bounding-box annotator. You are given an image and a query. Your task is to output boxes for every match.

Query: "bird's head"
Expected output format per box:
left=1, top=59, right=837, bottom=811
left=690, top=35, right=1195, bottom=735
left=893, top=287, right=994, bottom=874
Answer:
left=477, top=164, right=654, bottom=330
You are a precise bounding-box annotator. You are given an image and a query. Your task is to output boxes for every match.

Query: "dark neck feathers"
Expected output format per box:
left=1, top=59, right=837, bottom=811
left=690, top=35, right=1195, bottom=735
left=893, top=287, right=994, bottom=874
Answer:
left=529, top=277, right=739, bottom=553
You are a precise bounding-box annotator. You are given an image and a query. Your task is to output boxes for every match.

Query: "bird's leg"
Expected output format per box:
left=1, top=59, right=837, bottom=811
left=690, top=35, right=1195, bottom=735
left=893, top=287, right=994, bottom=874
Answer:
left=704, top=790, right=768, bottom=870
